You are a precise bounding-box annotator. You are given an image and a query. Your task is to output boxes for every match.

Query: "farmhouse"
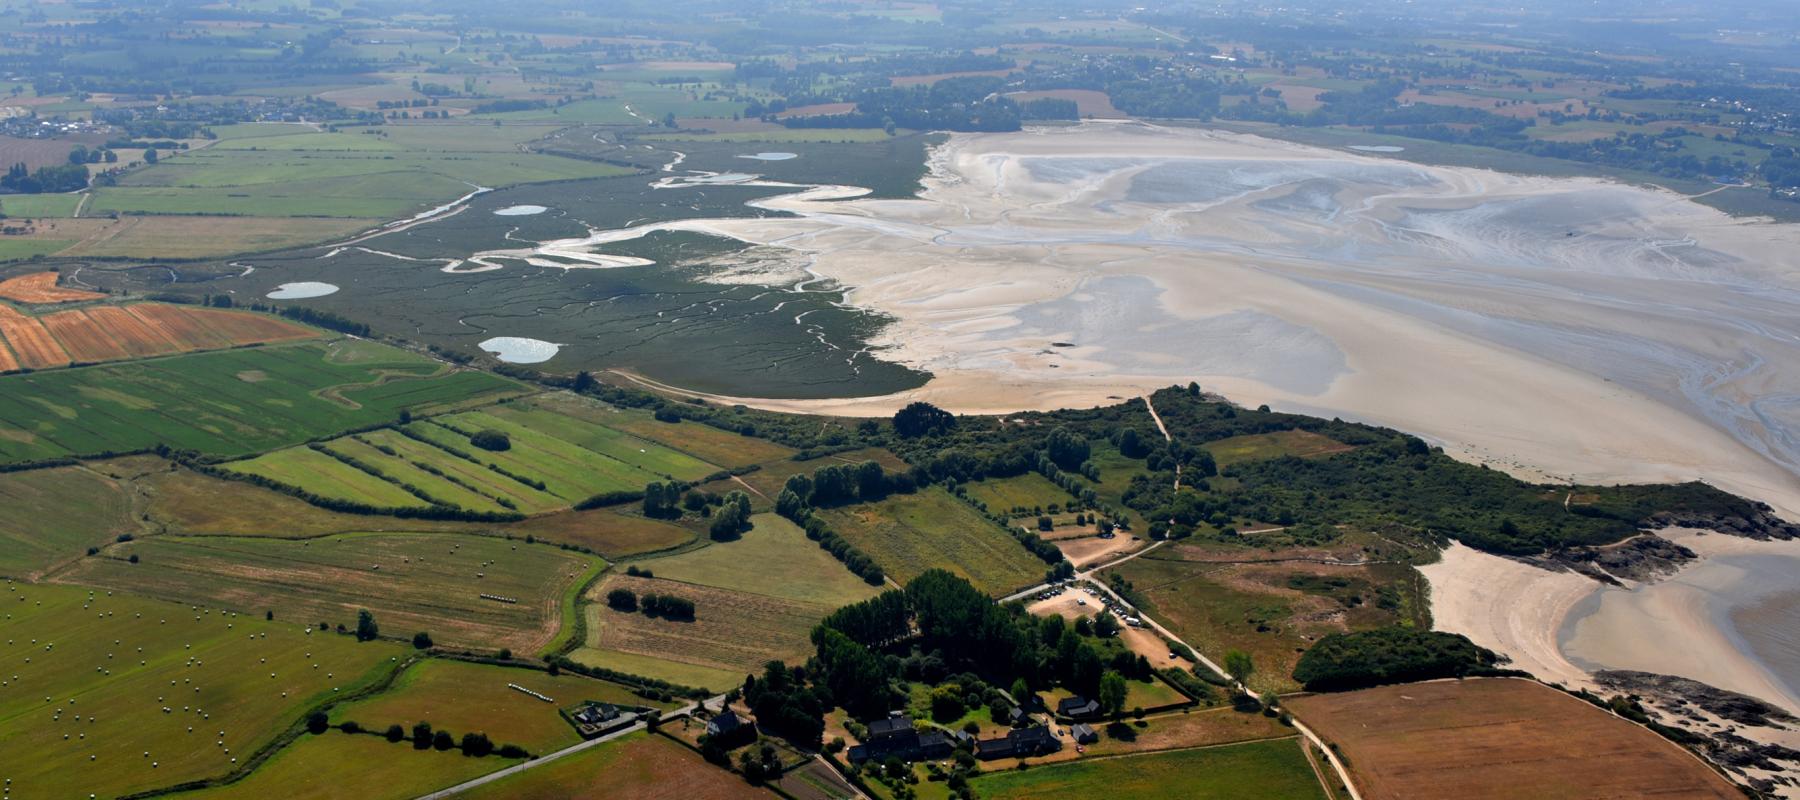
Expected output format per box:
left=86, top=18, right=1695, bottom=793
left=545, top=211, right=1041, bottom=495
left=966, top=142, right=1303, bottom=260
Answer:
left=976, top=724, right=1062, bottom=760
left=1057, top=696, right=1100, bottom=719
left=569, top=701, right=639, bottom=738
left=706, top=709, right=756, bottom=739
left=846, top=715, right=956, bottom=765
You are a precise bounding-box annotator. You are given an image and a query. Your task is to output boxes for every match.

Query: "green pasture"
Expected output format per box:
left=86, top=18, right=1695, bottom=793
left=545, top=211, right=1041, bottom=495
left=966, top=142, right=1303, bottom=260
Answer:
left=972, top=738, right=1323, bottom=799
left=0, top=341, right=524, bottom=464
left=819, top=488, right=1049, bottom=596
left=59, top=532, right=602, bottom=653
left=0, top=583, right=405, bottom=799
left=963, top=473, right=1077, bottom=515
left=644, top=513, right=881, bottom=607
left=0, top=465, right=136, bottom=576
left=330, top=658, right=673, bottom=755
left=170, top=728, right=511, bottom=800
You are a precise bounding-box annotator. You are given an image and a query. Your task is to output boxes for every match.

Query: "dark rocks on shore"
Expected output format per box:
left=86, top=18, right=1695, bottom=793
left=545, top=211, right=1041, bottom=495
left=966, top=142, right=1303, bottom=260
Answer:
left=1646, top=506, right=1800, bottom=542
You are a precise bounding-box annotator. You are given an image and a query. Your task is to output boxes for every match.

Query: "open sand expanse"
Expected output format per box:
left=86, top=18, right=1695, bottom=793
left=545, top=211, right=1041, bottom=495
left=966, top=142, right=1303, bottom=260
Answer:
left=506, top=122, right=1800, bottom=517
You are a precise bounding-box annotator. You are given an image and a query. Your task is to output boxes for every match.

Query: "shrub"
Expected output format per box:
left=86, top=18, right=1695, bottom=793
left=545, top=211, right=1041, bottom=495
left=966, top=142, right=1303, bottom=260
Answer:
left=412, top=631, right=434, bottom=649
left=1292, top=627, right=1500, bottom=691
left=606, top=588, right=638, bottom=612
left=470, top=429, right=511, bottom=451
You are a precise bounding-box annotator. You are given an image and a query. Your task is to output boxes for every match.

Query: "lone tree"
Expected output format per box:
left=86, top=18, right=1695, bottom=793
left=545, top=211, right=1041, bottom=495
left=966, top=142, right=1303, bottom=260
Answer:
left=412, top=631, right=433, bottom=650
left=1097, top=671, right=1128, bottom=716
left=355, top=609, right=379, bottom=642
left=470, top=429, right=510, bottom=451
left=892, top=401, right=955, bottom=438
left=1224, top=649, right=1255, bottom=686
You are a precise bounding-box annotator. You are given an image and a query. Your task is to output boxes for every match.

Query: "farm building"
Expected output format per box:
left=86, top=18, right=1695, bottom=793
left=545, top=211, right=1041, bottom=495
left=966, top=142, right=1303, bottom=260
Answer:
left=1071, top=723, right=1098, bottom=744
left=1058, top=696, right=1100, bottom=719
left=847, top=715, right=956, bottom=765
left=568, top=702, right=639, bottom=738
left=976, top=724, right=1061, bottom=760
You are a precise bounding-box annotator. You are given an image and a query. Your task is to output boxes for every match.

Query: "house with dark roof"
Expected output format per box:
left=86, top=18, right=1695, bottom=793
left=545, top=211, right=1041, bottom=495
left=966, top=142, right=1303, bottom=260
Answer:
left=568, top=702, right=641, bottom=738
left=706, top=709, right=758, bottom=746
left=1007, top=706, right=1027, bottom=726
left=976, top=725, right=1062, bottom=760
left=1071, top=723, right=1098, bottom=744
left=1058, top=696, right=1101, bottom=719
left=847, top=715, right=957, bottom=765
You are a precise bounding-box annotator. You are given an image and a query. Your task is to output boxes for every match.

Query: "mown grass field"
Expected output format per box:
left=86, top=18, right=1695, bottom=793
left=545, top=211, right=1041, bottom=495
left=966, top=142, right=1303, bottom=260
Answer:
left=1203, top=430, right=1354, bottom=469
left=0, top=584, right=405, bottom=800
left=528, top=391, right=795, bottom=468
left=571, top=511, right=877, bottom=689
left=645, top=513, right=881, bottom=607
left=506, top=507, right=695, bottom=558
left=101, top=456, right=487, bottom=538
left=449, top=730, right=775, bottom=800
left=0, top=464, right=136, bottom=577
left=58, top=532, right=602, bottom=653
left=0, top=340, right=524, bottom=464
left=170, top=728, right=513, bottom=800
left=971, top=738, right=1325, bottom=800
left=819, top=488, right=1049, bottom=595
left=1108, top=549, right=1417, bottom=693
left=330, top=659, right=673, bottom=755
left=398, top=404, right=719, bottom=505
left=1285, top=679, right=1739, bottom=800
left=92, top=126, right=635, bottom=219
left=963, top=472, right=1077, bottom=515
left=562, top=511, right=879, bottom=690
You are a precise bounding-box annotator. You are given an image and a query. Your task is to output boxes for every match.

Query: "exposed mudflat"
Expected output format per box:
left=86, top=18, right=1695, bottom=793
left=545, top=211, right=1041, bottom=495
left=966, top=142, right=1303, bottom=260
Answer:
left=498, top=122, right=1800, bottom=515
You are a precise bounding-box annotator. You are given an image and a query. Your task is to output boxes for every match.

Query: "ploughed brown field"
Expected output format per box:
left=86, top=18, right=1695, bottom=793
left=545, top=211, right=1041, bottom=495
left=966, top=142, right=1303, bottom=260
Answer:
left=0, top=271, right=105, bottom=304
left=0, top=304, right=69, bottom=369
left=0, top=302, right=317, bottom=371
left=1284, top=678, right=1739, bottom=800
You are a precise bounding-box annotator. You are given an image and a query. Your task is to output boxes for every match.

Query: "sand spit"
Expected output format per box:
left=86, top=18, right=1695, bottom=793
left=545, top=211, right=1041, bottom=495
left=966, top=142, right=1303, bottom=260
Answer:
left=1419, top=542, right=1596, bottom=691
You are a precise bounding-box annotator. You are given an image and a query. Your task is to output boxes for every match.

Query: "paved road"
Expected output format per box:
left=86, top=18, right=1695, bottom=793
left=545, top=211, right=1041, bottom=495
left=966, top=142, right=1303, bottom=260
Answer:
left=412, top=694, right=720, bottom=800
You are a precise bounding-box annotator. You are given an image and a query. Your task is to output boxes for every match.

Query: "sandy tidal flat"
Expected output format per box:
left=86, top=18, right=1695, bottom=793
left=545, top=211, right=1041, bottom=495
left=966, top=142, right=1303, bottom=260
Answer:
left=521, top=123, right=1800, bottom=515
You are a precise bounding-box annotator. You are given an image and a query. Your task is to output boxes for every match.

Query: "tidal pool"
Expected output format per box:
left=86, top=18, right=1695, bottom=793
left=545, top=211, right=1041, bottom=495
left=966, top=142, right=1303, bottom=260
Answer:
left=478, top=336, right=560, bottom=363
left=738, top=152, right=798, bottom=161
left=265, top=282, right=339, bottom=299
left=493, top=205, right=548, bottom=216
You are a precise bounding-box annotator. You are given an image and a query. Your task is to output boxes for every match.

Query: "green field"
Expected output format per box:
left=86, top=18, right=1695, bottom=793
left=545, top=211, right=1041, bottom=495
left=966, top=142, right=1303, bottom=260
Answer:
left=0, top=465, right=136, bottom=577
left=0, top=193, right=84, bottom=218
left=971, top=739, right=1325, bottom=800
left=527, top=391, right=795, bottom=468
left=1203, top=430, right=1353, bottom=468
left=819, top=488, right=1050, bottom=595
left=574, top=513, right=883, bottom=692
left=0, top=584, right=405, bottom=799
left=644, top=513, right=882, bottom=607
left=507, top=507, right=696, bottom=558
left=224, top=446, right=431, bottom=509
left=964, top=472, right=1077, bottom=515
left=92, top=125, right=636, bottom=218
left=0, top=340, right=525, bottom=464
left=450, top=730, right=774, bottom=800
left=58, top=532, right=602, bottom=652
left=170, top=728, right=513, bottom=800
left=330, top=659, right=671, bottom=755
left=638, top=129, right=898, bottom=143
left=395, top=405, right=721, bottom=506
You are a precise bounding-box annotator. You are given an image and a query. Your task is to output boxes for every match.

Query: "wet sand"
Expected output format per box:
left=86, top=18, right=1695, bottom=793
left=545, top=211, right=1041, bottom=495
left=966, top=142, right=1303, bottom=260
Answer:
left=1560, top=530, right=1800, bottom=713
